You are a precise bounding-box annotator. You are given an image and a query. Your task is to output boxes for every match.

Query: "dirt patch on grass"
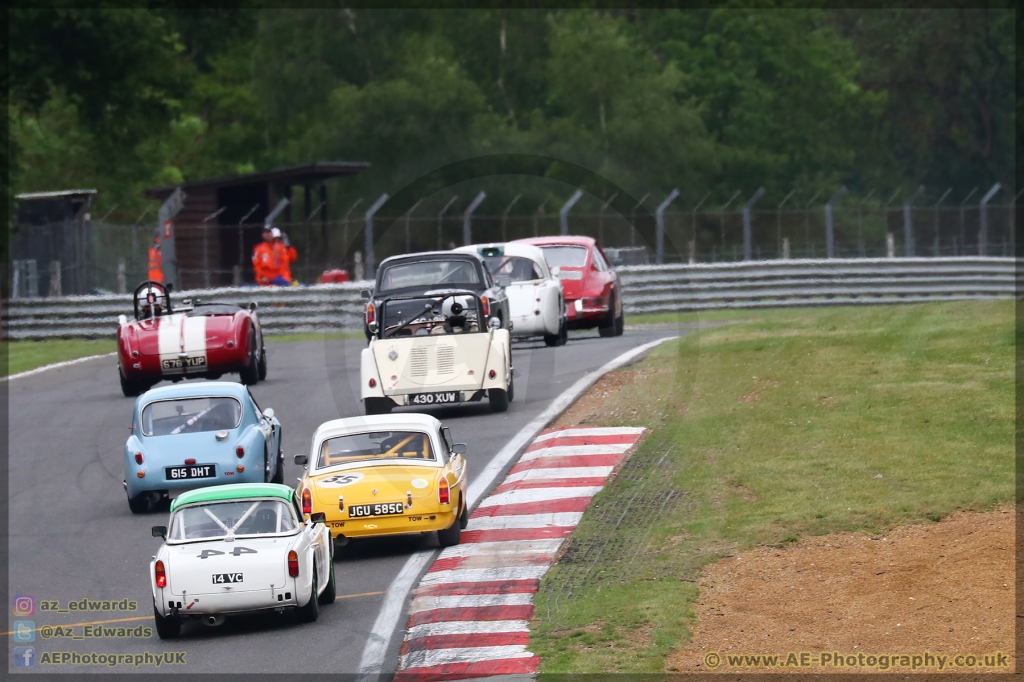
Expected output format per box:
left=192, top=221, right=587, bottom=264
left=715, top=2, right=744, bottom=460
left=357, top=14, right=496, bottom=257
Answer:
left=667, top=504, right=1015, bottom=674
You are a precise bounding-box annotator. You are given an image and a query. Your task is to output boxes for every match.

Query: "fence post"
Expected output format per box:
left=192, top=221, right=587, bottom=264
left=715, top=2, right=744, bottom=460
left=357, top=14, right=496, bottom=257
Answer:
left=463, top=191, right=487, bottom=245
left=501, top=194, right=521, bottom=242
left=856, top=190, right=875, bottom=258
left=365, top=193, right=390, bottom=275
left=403, top=199, right=423, bottom=254
left=781, top=238, right=790, bottom=260
left=902, top=186, right=924, bottom=257
left=655, top=189, right=680, bottom=265
left=978, top=183, right=1002, bottom=256
left=437, top=195, right=458, bottom=250
left=237, top=203, right=260, bottom=283
left=688, top=239, right=696, bottom=264
left=743, top=187, right=765, bottom=261
left=932, top=188, right=952, bottom=257
left=958, top=187, right=978, bottom=250
left=824, top=186, right=847, bottom=259
left=558, top=189, right=584, bottom=236
left=886, top=233, right=895, bottom=258
left=776, top=190, right=795, bottom=258
left=117, top=260, right=126, bottom=294
left=48, top=261, right=61, bottom=297
left=629, top=193, right=649, bottom=246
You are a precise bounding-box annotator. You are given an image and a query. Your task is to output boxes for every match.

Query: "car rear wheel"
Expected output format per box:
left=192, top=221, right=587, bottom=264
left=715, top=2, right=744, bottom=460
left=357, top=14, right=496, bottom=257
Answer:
left=598, top=293, right=618, bottom=337
left=364, top=398, right=393, bottom=415
left=459, top=497, right=469, bottom=529
left=239, top=328, right=260, bottom=385
left=544, top=318, right=568, bottom=347
left=119, top=368, right=142, bottom=398
left=437, top=517, right=462, bottom=547
left=318, top=559, right=336, bottom=605
left=127, top=491, right=149, bottom=514
left=271, top=439, right=285, bottom=485
left=614, top=309, right=625, bottom=336
left=153, top=602, right=181, bottom=639
left=296, top=570, right=320, bottom=623
left=488, top=388, right=509, bottom=413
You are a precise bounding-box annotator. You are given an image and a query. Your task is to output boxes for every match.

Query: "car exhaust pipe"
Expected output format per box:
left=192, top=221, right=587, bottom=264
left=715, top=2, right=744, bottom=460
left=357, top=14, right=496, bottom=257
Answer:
left=204, top=615, right=225, bottom=627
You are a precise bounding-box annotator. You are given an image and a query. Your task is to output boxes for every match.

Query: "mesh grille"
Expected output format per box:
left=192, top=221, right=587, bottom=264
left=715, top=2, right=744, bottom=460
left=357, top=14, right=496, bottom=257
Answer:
left=436, top=345, right=455, bottom=374
left=409, top=348, right=428, bottom=377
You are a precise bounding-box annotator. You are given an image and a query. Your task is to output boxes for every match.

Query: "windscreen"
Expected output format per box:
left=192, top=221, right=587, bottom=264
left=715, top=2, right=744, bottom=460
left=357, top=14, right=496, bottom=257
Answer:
left=186, top=303, right=241, bottom=317
left=484, top=256, right=544, bottom=282
left=380, top=260, right=480, bottom=291
left=317, top=430, right=435, bottom=469
left=169, top=500, right=299, bottom=541
left=142, top=397, right=242, bottom=436
left=539, top=245, right=589, bottom=268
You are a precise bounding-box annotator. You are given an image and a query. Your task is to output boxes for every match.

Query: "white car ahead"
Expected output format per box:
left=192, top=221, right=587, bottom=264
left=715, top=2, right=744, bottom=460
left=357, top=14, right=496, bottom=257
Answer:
left=149, top=483, right=334, bottom=638
left=454, top=242, right=567, bottom=346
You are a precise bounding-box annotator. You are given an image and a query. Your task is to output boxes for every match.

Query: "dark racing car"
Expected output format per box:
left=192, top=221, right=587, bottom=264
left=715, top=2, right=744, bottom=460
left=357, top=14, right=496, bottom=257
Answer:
left=362, top=251, right=510, bottom=342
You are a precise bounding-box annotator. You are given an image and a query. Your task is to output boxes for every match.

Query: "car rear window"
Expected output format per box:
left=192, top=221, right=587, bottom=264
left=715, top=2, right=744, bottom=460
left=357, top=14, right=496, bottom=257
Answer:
left=317, top=430, right=435, bottom=469
left=484, top=256, right=545, bottom=282
left=539, top=245, right=588, bottom=268
left=168, top=499, right=299, bottom=541
left=380, top=260, right=480, bottom=291
left=142, top=397, right=242, bottom=436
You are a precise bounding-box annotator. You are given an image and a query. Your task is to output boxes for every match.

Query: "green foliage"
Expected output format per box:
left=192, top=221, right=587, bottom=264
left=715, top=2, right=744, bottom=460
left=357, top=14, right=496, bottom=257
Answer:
left=7, top=8, right=1015, bottom=218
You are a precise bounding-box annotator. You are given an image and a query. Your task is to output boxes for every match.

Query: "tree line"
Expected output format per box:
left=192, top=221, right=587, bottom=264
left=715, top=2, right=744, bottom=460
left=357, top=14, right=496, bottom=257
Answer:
left=8, top=8, right=1015, bottom=223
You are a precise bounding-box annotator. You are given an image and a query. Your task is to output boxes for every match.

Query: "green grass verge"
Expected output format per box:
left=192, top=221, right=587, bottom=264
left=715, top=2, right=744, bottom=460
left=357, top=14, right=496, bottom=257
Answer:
left=2, top=339, right=117, bottom=377
left=529, top=300, right=1014, bottom=673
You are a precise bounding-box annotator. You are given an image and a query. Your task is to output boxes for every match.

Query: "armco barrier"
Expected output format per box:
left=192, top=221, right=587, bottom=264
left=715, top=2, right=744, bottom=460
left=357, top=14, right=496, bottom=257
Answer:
left=2, top=258, right=1018, bottom=340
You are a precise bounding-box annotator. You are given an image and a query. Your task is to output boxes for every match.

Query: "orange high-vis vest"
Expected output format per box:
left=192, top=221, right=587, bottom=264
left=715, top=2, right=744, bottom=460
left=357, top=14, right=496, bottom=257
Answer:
left=275, top=242, right=298, bottom=283
left=148, top=243, right=163, bottom=282
left=252, top=241, right=280, bottom=285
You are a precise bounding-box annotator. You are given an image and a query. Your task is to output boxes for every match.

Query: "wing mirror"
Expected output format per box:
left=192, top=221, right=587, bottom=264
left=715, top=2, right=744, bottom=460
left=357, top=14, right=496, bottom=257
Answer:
left=294, top=454, right=308, bottom=466
left=550, top=266, right=561, bottom=276
left=263, top=407, right=275, bottom=419
left=488, top=317, right=501, bottom=330
left=152, top=526, right=167, bottom=540
left=361, top=289, right=372, bottom=299
left=249, top=301, right=258, bottom=312
left=497, top=275, right=512, bottom=288
left=309, top=512, right=326, bottom=525
left=451, top=443, right=467, bottom=455
left=368, top=321, right=379, bottom=335
left=118, top=314, right=128, bottom=325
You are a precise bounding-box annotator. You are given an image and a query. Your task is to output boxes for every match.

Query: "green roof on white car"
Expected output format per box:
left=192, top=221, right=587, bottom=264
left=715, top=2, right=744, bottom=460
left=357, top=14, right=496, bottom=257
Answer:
left=170, top=483, right=295, bottom=512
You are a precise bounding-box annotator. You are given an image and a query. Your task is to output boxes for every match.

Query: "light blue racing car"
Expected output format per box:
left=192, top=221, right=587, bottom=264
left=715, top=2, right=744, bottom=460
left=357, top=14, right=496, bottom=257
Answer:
left=124, top=382, right=284, bottom=514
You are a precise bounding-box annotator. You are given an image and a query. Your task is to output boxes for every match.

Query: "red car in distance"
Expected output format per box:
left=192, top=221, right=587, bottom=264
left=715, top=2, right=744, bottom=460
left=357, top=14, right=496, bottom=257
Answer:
left=116, top=281, right=267, bottom=397
left=512, top=235, right=624, bottom=337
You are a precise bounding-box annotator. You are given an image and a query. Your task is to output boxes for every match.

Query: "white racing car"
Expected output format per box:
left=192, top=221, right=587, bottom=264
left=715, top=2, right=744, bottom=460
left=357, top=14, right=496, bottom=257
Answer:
left=149, top=483, right=335, bottom=638
left=454, top=242, right=568, bottom=346
left=361, top=289, right=513, bottom=414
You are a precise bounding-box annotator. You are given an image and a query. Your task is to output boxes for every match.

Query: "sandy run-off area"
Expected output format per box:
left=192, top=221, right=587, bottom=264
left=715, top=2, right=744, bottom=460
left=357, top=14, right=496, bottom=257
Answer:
left=668, top=505, right=1015, bottom=675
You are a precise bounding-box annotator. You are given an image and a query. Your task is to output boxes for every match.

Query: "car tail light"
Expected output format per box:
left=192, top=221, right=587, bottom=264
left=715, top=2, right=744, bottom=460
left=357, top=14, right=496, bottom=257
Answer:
left=137, top=471, right=145, bottom=478
left=302, top=488, right=312, bottom=514
left=480, top=296, right=490, bottom=317
left=338, top=496, right=344, bottom=512
left=438, top=477, right=450, bottom=505
left=366, top=302, right=376, bottom=326
left=135, top=452, right=144, bottom=465
left=236, top=465, right=245, bottom=473
left=368, top=378, right=377, bottom=388
left=489, top=369, right=497, bottom=379
left=236, top=446, right=245, bottom=458
left=287, top=550, right=299, bottom=577
left=185, top=458, right=195, bottom=465
left=155, top=560, right=166, bottom=588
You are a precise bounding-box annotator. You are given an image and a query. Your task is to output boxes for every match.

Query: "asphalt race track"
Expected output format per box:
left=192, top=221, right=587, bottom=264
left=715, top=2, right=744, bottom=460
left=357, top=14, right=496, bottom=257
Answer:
left=8, top=329, right=681, bottom=675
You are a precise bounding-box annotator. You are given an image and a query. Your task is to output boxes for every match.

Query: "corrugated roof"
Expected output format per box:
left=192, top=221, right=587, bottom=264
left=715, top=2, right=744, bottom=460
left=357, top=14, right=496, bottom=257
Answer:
left=144, top=161, right=371, bottom=200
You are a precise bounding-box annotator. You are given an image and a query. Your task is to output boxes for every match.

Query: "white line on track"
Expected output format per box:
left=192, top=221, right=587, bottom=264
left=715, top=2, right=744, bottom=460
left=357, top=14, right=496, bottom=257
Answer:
left=532, top=426, right=647, bottom=442
left=401, top=645, right=535, bottom=669
left=466, top=512, right=584, bottom=531
left=356, top=335, right=678, bottom=678
left=409, top=593, right=535, bottom=613
left=502, top=465, right=615, bottom=483
left=0, top=352, right=116, bottom=383
left=435, top=539, right=565, bottom=558
left=419, top=566, right=550, bottom=587
left=477, top=486, right=603, bottom=508
left=406, top=620, right=530, bottom=639
left=517, top=443, right=633, bottom=462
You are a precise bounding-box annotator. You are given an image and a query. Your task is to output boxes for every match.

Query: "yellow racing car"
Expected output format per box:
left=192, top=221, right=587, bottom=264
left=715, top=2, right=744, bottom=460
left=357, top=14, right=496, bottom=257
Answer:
left=293, top=414, right=468, bottom=547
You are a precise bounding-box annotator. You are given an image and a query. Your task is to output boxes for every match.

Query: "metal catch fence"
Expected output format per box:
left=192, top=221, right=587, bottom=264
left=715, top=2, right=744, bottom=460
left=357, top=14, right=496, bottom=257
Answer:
left=2, top=257, right=1016, bottom=340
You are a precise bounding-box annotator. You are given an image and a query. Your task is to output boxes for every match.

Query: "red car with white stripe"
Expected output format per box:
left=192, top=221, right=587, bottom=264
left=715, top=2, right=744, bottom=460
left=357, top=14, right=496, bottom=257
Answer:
left=117, top=281, right=267, bottom=397
left=511, top=235, right=624, bottom=337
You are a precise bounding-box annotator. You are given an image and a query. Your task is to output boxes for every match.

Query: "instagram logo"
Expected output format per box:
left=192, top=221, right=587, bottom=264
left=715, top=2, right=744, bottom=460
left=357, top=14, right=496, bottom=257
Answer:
left=13, top=594, right=35, bottom=616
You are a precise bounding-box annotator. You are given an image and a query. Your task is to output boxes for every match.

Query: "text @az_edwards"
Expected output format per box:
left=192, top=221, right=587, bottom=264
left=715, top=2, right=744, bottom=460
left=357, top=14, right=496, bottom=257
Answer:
left=703, top=650, right=1011, bottom=671
left=38, top=598, right=138, bottom=613
left=39, top=624, right=152, bottom=639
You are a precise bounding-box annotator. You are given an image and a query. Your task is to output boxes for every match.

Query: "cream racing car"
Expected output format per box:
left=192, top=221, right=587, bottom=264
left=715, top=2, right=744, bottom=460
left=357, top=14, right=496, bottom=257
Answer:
left=361, top=289, right=513, bottom=414
left=149, top=484, right=335, bottom=638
